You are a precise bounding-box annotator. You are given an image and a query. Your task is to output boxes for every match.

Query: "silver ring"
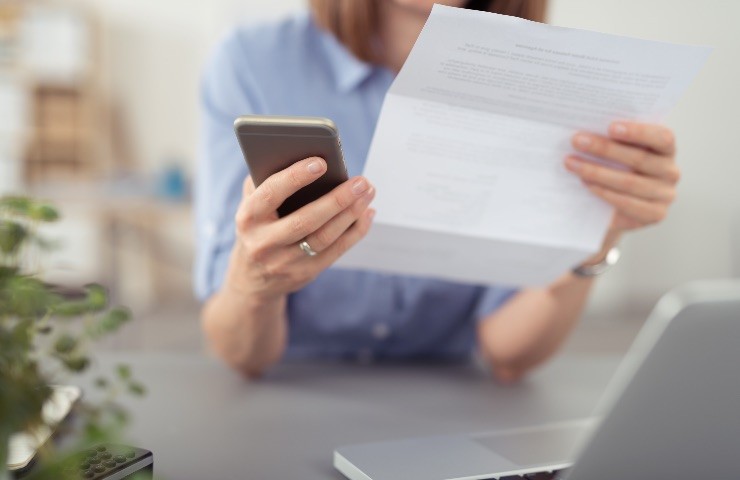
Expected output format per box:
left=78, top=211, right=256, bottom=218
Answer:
left=299, top=240, right=318, bottom=257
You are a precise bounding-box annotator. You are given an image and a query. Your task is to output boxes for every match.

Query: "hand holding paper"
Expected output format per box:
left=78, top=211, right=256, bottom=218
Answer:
left=336, top=5, right=710, bottom=286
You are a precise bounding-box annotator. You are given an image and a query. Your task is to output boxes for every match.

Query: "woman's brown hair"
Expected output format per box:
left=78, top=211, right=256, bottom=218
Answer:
left=310, top=0, right=548, bottom=64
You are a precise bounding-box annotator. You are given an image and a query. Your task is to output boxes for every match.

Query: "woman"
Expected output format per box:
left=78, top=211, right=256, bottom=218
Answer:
left=195, top=0, right=680, bottom=380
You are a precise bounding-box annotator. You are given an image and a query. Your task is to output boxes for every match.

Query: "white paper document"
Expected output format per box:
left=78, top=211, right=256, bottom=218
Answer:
left=336, top=5, right=711, bottom=287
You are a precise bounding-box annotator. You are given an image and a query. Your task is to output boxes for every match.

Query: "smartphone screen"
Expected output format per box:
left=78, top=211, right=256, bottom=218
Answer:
left=234, top=115, right=349, bottom=217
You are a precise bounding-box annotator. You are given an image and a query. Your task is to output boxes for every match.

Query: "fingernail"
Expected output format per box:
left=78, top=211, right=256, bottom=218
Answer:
left=307, top=159, right=324, bottom=174
left=574, top=134, right=592, bottom=149
left=352, top=179, right=369, bottom=195
left=610, top=123, right=628, bottom=137
left=565, top=157, right=581, bottom=171
left=363, top=187, right=375, bottom=199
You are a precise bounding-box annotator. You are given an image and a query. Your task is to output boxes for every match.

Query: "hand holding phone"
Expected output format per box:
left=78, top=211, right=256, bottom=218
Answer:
left=228, top=115, right=376, bottom=300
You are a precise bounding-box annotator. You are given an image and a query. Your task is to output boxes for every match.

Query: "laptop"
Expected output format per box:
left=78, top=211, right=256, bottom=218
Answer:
left=334, top=280, right=740, bottom=480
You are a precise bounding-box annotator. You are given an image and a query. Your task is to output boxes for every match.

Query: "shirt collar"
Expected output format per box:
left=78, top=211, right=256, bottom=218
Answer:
left=313, top=18, right=375, bottom=93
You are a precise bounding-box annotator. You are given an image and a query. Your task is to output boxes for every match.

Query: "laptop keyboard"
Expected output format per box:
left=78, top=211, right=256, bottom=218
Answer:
left=483, top=469, right=570, bottom=480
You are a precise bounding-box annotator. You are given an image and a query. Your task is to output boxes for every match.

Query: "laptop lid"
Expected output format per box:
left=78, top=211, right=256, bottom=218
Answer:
left=566, top=280, right=740, bottom=480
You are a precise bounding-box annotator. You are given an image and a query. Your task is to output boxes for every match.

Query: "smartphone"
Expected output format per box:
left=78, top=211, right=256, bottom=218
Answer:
left=234, top=115, right=349, bottom=217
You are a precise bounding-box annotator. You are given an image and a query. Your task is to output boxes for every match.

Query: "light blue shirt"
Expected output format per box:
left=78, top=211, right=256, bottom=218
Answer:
left=194, top=11, right=519, bottom=361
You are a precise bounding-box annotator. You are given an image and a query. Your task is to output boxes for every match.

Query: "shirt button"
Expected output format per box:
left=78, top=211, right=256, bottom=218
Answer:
left=372, top=323, right=390, bottom=340
left=356, top=348, right=374, bottom=364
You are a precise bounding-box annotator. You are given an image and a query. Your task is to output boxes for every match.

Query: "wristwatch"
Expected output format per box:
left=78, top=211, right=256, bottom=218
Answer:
left=572, top=247, right=621, bottom=277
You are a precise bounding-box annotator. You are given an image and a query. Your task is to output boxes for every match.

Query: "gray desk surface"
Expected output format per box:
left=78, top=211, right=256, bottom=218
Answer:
left=83, top=352, right=622, bottom=480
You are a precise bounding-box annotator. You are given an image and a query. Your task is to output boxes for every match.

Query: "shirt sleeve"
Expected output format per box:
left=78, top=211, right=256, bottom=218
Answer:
left=473, top=285, right=520, bottom=323
left=193, top=30, right=266, bottom=302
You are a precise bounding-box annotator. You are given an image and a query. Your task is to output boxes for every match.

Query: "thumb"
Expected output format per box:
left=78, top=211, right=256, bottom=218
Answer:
left=243, top=175, right=256, bottom=197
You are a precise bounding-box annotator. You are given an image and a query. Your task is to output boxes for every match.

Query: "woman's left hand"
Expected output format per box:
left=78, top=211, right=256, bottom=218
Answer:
left=565, top=121, right=680, bottom=232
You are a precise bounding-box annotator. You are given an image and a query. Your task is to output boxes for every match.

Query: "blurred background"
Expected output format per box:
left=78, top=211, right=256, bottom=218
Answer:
left=1, top=0, right=738, bottom=354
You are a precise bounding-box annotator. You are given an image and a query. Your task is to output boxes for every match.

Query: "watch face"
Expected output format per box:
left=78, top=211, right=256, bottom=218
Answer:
left=573, top=247, right=621, bottom=277
left=606, top=247, right=622, bottom=265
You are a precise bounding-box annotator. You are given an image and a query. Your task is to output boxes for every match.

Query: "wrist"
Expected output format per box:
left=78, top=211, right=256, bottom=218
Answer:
left=224, top=242, right=285, bottom=312
left=222, top=279, right=285, bottom=314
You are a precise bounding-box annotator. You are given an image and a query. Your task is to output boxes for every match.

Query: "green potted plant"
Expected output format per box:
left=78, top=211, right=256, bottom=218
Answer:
left=0, top=196, right=145, bottom=480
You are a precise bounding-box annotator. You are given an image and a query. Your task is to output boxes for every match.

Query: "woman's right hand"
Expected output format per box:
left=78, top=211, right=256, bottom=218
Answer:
left=225, top=156, right=376, bottom=304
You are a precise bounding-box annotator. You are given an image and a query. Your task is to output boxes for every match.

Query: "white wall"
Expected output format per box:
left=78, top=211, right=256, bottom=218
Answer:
left=70, top=0, right=303, bottom=176
left=71, top=0, right=739, bottom=311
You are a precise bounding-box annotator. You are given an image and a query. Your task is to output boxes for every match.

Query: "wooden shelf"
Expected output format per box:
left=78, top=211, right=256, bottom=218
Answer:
left=0, top=1, right=104, bottom=185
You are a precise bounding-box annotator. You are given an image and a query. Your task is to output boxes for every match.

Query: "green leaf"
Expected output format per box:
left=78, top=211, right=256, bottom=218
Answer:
left=0, top=265, right=18, bottom=282
left=51, top=299, right=89, bottom=317
left=53, top=334, right=78, bottom=355
left=0, top=197, right=60, bottom=223
left=116, top=364, right=131, bottom=381
left=0, top=196, right=32, bottom=215
left=84, top=284, right=108, bottom=311
left=0, top=276, right=58, bottom=318
left=11, top=318, right=34, bottom=351
left=0, top=362, right=52, bottom=435
left=28, top=203, right=60, bottom=222
left=82, top=421, right=108, bottom=444
left=50, top=284, right=109, bottom=317
left=60, top=355, right=90, bottom=372
left=0, top=220, right=28, bottom=254
left=127, top=381, right=146, bottom=396
left=96, top=307, right=131, bottom=335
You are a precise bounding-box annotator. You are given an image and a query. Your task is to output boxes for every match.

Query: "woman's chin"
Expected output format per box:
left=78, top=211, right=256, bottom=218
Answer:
left=388, top=0, right=468, bottom=15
